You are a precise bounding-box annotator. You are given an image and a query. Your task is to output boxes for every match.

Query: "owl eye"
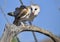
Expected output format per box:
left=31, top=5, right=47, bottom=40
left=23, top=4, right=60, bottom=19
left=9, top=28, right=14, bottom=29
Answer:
left=35, top=8, right=37, bottom=10
left=31, top=8, right=32, bottom=10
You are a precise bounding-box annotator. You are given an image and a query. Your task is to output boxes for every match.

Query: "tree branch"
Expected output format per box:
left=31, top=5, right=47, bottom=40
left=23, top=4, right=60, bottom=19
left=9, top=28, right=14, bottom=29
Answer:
left=0, top=24, right=60, bottom=42
left=19, top=0, right=23, bottom=5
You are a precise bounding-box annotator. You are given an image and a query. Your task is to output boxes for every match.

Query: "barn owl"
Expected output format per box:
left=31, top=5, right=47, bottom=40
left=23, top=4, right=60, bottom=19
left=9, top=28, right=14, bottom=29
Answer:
left=8, top=4, right=40, bottom=26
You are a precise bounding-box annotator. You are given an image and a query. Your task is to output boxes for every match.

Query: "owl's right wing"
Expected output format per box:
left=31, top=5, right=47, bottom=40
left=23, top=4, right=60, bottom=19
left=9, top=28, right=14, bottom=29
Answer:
left=16, top=8, right=28, bottom=19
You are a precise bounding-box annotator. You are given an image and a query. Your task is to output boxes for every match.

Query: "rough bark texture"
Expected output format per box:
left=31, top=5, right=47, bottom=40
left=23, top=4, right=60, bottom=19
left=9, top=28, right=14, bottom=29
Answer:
left=0, top=23, right=60, bottom=42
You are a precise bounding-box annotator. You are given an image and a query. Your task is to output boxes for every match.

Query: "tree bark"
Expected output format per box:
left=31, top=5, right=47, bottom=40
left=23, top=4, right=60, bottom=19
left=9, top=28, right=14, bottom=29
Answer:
left=0, top=24, right=60, bottom=42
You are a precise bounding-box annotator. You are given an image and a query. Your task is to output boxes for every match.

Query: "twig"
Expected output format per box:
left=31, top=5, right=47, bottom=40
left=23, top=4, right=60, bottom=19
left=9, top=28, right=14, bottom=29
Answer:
left=19, top=0, right=23, bottom=5
left=0, top=5, right=10, bottom=23
left=29, top=22, right=38, bottom=42
left=32, top=32, right=38, bottom=42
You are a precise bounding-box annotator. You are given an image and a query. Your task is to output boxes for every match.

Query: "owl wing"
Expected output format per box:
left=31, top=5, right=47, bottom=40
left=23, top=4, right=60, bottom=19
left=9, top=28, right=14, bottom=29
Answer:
left=16, top=8, right=28, bottom=19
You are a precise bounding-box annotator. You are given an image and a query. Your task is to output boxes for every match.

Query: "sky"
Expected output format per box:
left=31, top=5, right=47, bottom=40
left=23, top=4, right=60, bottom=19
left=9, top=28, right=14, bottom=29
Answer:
left=0, top=0, right=60, bottom=42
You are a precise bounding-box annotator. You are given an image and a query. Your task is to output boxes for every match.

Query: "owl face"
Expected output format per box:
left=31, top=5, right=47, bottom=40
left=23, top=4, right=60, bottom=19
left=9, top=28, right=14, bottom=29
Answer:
left=30, top=4, right=40, bottom=16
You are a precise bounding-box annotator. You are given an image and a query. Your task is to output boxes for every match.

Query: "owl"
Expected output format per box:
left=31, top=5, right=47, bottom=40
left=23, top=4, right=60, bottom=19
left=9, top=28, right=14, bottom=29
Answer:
left=8, top=4, right=40, bottom=26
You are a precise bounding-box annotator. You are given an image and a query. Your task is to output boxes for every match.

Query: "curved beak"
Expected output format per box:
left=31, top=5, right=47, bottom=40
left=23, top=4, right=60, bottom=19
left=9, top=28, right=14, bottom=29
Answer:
left=31, top=12, right=34, bottom=15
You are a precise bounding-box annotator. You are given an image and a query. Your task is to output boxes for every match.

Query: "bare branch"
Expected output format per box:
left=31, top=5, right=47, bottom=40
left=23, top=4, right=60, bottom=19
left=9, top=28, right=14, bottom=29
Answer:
left=19, top=0, right=23, bottom=5
left=0, top=5, right=10, bottom=23
left=0, top=24, right=60, bottom=42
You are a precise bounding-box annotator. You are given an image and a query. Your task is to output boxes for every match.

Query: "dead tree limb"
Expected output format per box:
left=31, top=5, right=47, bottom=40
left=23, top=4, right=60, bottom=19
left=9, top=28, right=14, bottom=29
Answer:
left=0, top=23, right=60, bottom=42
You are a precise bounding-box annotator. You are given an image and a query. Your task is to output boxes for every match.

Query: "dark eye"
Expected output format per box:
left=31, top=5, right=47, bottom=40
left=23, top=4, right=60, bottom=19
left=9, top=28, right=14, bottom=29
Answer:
left=35, top=8, right=37, bottom=10
left=31, top=8, right=32, bottom=10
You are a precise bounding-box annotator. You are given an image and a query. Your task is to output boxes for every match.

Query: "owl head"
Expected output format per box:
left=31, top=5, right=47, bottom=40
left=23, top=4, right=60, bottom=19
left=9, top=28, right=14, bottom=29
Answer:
left=30, top=4, right=40, bottom=16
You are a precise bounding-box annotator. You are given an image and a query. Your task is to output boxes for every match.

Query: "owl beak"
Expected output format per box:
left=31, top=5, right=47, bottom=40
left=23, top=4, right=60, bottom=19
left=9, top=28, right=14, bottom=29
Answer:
left=31, top=11, right=35, bottom=15
left=32, top=12, right=34, bottom=15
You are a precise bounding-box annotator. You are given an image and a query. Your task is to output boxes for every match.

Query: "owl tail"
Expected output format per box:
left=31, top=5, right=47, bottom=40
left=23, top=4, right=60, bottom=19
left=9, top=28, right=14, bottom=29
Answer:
left=8, top=12, right=15, bottom=17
